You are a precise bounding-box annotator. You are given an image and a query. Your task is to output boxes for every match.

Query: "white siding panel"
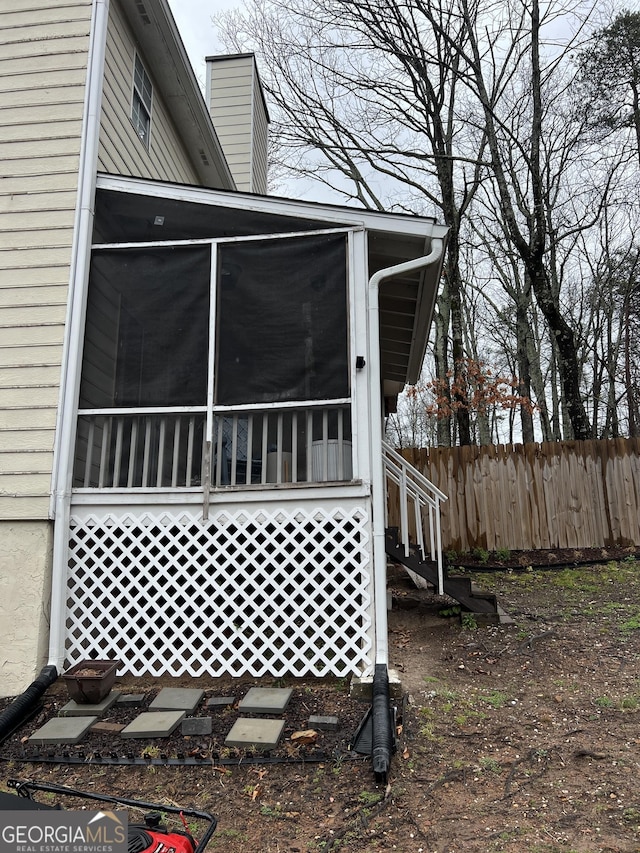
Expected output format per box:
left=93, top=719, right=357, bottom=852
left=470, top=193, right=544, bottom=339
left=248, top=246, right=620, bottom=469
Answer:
left=0, top=0, right=91, bottom=519
left=0, top=3, right=92, bottom=29
left=0, top=365, right=63, bottom=388
left=0, top=173, right=79, bottom=195
left=0, top=119, right=84, bottom=143
left=0, top=343, right=63, bottom=366
left=0, top=386, right=60, bottom=409
left=0, top=475, right=51, bottom=497
left=0, top=191, right=78, bottom=215
left=0, top=451, right=53, bottom=475
left=0, top=408, right=57, bottom=430
left=0, top=304, right=67, bottom=328
left=1, top=156, right=81, bottom=178
left=0, top=33, right=88, bottom=61
left=0, top=287, right=68, bottom=308
left=0, top=497, right=50, bottom=518
left=0, top=247, right=74, bottom=269
left=0, top=324, right=66, bottom=347
left=0, top=430, right=54, bottom=451
left=0, top=228, right=75, bottom=251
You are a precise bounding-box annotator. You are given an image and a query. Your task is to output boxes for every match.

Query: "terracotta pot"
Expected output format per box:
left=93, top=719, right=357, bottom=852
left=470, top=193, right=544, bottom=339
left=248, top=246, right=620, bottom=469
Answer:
left=62, top=660, right=119, bottom=704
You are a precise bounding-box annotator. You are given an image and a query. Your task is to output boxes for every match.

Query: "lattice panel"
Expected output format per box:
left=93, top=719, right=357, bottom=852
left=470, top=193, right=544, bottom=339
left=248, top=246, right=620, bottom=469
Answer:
left=65, top=506, right=372, bottom=677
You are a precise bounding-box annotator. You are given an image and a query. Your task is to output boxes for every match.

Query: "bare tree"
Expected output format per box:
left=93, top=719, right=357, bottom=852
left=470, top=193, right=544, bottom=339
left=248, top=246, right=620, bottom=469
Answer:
left=216, top=0, right=636, bottom=444
left=216, top=0, right=493, bottom=445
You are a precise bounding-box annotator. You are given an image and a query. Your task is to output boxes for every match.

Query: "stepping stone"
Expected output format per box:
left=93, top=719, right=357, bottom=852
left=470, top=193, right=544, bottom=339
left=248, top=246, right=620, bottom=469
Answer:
left=308, top=715, right=339, bottom=732
left=238, top=687, right=292, bottom=714
left=29, top=716, right=98, bottom=745
left=148, top=688, right=204, bottom=713
left=181, top=717, right=212, bottom=736
left=224, top=718, right=285, bottom=750
left=121, top=710, right=185, bottom=738
left=91, top=721, right=125, bottom=734
left=58, top=691, right=119, bottom=717
left=207, top=696, right=235, bottom=709
left=117, top=693, right=145, bottom=707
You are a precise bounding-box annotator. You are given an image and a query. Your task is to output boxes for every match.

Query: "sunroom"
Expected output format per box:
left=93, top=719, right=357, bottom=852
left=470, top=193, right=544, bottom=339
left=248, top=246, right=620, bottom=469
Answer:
left=54, top=174, right=447, bottom=681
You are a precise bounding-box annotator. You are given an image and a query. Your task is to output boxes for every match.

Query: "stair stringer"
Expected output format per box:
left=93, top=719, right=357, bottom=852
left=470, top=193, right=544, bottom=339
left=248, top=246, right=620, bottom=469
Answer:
left=385, top=528, right=499, bottom=616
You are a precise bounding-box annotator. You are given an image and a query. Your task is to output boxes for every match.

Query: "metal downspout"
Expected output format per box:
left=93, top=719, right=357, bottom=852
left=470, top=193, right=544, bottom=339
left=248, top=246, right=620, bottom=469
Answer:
left=48, top=0, right=110, bottom=670
left=367, top=238, right=444, bottom=667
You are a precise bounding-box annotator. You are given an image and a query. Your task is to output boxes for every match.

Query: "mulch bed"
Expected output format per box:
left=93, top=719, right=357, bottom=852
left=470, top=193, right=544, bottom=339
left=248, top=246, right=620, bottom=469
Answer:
left=0, top=679, right=369, bottom=767
left=448, top=544, right=640, bottom=570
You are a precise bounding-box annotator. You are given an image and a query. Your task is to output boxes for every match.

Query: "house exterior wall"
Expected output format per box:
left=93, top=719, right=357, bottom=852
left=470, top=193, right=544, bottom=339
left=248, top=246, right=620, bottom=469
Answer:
left=0, top=0, right=92, bottom=522
left=98, top=0, right=200, bottom=183
left=0, top=0, right=228, bottom=696
left=0, top=0, right=92, bottom=696
left=206, top=54, right=268, bottom=193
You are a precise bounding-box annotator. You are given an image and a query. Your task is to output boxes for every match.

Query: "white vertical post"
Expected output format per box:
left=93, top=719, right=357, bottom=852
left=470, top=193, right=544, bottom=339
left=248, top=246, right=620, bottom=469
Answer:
left=368, top=238, right=444, bottom=668
left=48, top=0, right=110, bottom=669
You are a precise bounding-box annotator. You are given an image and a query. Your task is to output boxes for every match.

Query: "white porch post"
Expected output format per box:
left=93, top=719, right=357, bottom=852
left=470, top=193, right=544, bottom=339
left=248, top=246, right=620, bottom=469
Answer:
left=48, top=0, right=109, bottom=670
left=367, top=238, right=444, bottom=667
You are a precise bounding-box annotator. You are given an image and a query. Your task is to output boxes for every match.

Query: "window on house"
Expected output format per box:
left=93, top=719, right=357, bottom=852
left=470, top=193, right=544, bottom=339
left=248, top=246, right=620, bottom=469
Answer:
left=132, top=53, right=152, bottom=147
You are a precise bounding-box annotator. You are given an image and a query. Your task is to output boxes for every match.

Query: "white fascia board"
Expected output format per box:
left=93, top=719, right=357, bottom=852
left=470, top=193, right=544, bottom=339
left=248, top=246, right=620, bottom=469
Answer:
left=95, top=173, right=449, bottom=239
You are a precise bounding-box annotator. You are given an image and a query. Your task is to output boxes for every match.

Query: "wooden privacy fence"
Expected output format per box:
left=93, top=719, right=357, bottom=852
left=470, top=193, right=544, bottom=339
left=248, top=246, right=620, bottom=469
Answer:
left=391, top=438, right=640, bottom=553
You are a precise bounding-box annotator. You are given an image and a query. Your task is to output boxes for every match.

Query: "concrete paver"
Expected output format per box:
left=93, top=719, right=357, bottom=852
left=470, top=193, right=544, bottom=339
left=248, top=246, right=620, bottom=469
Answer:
left=224, top=717, right=285, bottom=750
left=148, top=688, right=204, bottom=713
left=121, top=710, right=185, bottom=738
left=116, top=694, right=145, bottom=707
left=29, top=716, right=98, bottom=745
left=308, top=715, right=339, bottom=731
left=181, top=717, right=212, bottom=736
left=238, top=687, right=292, bottom=714
left=207, top=696, right=235, bottom=709
left=59, top=692, right=119, bottom=718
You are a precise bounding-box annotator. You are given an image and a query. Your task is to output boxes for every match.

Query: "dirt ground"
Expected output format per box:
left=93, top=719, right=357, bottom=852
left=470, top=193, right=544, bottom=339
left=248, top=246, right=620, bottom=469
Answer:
left=3, top=556, right=640, bottom=852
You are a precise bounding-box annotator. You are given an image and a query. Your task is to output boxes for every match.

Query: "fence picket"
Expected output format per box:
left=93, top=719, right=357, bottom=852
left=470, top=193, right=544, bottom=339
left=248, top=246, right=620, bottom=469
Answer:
left=401, top=438, right=640, bottom=552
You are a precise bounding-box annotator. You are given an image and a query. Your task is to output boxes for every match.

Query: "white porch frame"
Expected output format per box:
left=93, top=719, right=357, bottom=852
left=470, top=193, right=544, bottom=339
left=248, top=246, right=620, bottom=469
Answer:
left=48, top=173, right=447, bottom=677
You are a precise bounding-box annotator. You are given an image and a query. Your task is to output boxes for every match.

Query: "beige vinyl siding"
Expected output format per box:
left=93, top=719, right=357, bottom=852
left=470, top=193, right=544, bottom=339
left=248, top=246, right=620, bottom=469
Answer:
left=252, top=83, right=268, bottom=195
left=98, top=0, right=199, bottom=184
left=0, top=0, right=92, bottom=520
left=207, top=56, right=254, bottom=192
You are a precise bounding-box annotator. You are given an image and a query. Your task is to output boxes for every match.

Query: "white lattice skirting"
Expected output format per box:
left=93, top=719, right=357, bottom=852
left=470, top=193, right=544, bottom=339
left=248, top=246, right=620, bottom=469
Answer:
left=65, top=506, right=373, bottom=677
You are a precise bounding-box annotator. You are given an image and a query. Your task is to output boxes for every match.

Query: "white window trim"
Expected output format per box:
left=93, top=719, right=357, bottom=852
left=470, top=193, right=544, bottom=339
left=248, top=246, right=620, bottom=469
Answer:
left=131, top=51, right=153, bottom=149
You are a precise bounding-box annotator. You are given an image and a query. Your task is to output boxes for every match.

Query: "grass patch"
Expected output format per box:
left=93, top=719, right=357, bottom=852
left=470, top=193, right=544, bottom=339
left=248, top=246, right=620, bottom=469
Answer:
left=481, top=690, right=508, bottom=709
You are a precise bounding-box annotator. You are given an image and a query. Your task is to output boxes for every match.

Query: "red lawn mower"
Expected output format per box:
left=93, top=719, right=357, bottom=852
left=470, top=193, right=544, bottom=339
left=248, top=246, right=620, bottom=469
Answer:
left=1, top=779, right=217, bottom=853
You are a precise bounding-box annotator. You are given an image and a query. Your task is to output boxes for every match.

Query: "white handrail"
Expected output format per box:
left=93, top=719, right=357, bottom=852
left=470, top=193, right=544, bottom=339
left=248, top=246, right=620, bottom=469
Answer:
left=382, top=440, right=447, bottom=596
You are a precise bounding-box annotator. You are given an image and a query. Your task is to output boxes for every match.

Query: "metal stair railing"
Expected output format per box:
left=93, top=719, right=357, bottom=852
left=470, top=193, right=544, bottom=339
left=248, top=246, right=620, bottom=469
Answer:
left=382, top=441, right=448, bottom=595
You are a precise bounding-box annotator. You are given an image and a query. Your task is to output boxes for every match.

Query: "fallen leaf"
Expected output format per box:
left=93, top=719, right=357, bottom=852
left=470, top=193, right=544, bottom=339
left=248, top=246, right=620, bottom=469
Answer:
left=290, top=729, right=318, bottom=746
left=402, top=746, right=410, bottom=760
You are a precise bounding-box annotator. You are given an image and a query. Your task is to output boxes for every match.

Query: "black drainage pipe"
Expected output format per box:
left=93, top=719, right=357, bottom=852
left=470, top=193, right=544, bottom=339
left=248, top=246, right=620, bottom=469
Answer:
left=0, top=665, right=58, bottom=746
left=371, top=663, right=392, bottom=784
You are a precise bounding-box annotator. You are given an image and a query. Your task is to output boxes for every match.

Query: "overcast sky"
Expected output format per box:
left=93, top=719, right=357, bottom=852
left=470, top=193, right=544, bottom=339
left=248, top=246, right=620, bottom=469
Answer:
left=167, top=0, right=239, bottom=88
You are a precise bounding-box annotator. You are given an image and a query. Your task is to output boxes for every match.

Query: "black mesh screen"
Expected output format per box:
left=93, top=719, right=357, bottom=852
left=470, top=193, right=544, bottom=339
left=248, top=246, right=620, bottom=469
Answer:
left=215, top=233, right=349, bottom=405
left=80, top=246, right=210, bottom=408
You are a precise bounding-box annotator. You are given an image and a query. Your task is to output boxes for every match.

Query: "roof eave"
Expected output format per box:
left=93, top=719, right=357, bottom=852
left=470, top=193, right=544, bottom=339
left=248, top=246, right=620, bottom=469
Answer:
left=121, top=0, right=235, bottom=190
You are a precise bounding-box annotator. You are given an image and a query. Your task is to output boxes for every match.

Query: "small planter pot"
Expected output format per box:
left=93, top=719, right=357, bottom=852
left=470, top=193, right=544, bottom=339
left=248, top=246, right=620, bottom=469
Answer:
left=62, top=660, right=119, bottom=704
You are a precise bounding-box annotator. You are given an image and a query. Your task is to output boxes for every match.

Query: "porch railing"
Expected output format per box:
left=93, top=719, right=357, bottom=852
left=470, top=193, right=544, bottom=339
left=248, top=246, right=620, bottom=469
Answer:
left=74, top=403, right=353, bottom=489
left=382, top=440, right=447, bottom=595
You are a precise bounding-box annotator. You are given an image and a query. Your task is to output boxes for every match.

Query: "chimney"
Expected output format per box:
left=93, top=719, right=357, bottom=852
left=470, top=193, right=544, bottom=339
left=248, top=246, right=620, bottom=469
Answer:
left=205, top=53, right=269, bottom=194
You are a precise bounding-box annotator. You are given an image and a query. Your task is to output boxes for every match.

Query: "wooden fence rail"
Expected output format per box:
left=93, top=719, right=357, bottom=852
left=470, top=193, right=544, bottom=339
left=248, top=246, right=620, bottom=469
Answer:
left=390, top=438, right=640, bottom=553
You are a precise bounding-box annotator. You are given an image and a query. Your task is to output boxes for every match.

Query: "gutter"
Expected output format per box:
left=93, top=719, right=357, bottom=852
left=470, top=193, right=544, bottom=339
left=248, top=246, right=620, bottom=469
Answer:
left=367, top=237, right=445, bottom=667
left=48, top=0, right=110, bottom=671
left=366, top=235, right=444, bottom=783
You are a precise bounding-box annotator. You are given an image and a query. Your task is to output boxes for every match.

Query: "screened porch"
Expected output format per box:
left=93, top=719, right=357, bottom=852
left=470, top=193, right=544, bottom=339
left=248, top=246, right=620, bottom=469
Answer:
left=74, top=193, right=357, bottom=494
